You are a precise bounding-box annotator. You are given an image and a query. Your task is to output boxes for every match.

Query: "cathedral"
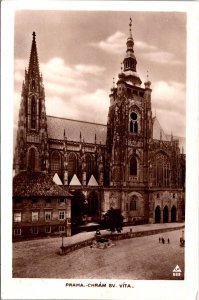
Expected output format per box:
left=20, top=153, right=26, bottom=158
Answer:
left=13, top=21, right=185, bottom=239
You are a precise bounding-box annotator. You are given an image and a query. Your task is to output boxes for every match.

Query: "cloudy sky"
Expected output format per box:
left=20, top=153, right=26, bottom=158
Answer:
left=14, top=10, right=186, bottom=140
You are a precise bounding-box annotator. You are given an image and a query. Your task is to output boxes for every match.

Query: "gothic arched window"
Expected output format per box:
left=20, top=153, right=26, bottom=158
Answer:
left=68, top=153, right=77, bottom=181
left=152, top=152, right=170, bottom=187
left=51, top=151, right=61, bottom=174
left=28, top=148, right=36, bottom=171
left=130, top=156, right=137, bottom=176
left=130, top=112, right=138, bottom=133
left=31, top=96, right=36, bottom=129
left=130, top=195, right=137, bottom=210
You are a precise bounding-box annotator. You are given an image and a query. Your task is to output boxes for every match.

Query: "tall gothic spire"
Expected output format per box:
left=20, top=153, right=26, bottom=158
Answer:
left=28, top=32, right=40, bottom=80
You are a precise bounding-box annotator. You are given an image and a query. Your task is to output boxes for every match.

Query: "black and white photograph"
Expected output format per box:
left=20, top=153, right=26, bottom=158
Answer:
left=1, top=1, right=198, bottom=300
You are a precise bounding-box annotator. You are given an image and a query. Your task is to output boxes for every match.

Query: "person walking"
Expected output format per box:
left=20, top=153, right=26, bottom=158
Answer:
left=168, top=238, right=170, bottom=244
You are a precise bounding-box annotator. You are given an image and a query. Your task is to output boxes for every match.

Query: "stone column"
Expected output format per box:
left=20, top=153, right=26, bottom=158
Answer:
left=160, top=209, right=163, bottom=223
left=64, top=170, right=68, bottom=185
left=168, top=208, right=171, bottom=223
left=82, top=171, right=86, bottom=186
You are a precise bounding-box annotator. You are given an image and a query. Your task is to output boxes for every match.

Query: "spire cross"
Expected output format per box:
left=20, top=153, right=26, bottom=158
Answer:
left=129, top=18, right=132, bottom=33
left=32, top=32, right=36, bottom=39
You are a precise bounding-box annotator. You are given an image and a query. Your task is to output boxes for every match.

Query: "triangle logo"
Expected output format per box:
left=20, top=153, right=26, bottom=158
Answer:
left=173, top=265, right=182, bottom=273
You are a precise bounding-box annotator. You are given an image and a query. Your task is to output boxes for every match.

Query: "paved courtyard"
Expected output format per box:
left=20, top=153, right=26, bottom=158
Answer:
left=13, top=225, right=184, bottom=280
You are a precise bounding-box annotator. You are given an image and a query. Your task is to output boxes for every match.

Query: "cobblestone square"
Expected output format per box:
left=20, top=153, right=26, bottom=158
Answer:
left=13, top=228, right=184, bottom=280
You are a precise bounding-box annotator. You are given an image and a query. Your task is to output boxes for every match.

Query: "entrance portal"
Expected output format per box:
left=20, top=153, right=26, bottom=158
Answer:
left=163, top=206, right=169, bottom=223
left=155, top=206, right=161, bottom=223
left=171, top=205, right=177, bottom=222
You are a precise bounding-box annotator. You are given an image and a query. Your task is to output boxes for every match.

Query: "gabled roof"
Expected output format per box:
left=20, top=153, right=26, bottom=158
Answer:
left=53, top=173, right=63, bottom=185
left=87, top=175, right=99, bottom=186
left=46, top=115, right=185, bottom=152
left=152, top=116, right=168, bottom=141
left=47, top=116, right=107, bottom=145
left=69, top=174, right=81, bottom=186
left=13, top=171, right=72, bottom=197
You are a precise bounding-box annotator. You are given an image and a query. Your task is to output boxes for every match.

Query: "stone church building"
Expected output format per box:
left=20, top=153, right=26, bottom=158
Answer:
left=13, top=22, right=185, bottom=239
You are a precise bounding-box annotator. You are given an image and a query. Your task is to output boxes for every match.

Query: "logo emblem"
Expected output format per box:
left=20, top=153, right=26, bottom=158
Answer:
left=173, top=265, right=182, bottom=277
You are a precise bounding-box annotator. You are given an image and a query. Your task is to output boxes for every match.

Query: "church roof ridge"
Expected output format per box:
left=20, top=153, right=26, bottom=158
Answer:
left=47, top=115, right=107, bottom=127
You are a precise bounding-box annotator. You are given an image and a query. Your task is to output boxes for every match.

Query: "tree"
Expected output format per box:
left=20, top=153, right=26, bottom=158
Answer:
left=103, top=208, right=124, bottom=233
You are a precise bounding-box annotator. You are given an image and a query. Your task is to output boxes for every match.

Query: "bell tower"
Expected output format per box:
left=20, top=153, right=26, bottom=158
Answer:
left=106, top=19, right=153, bottom=187
left=14, top=32, right=49, bottom=174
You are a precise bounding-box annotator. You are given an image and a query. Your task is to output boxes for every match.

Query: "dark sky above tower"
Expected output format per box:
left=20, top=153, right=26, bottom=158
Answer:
left=14, top=10, right=186, bottom=138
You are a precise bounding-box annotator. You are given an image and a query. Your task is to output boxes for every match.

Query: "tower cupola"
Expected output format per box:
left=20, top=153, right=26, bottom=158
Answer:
left=123, top=18, right=137, bottom=72
left=120, top=18, right=142, bottom=87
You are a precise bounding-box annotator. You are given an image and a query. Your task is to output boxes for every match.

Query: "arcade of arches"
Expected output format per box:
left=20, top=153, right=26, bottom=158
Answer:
left=155, top=205, right=177, bottom=223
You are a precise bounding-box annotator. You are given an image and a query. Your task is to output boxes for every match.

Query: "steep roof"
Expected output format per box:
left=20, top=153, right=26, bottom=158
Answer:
left=47, top=116, right=107, bottom=145
left=47, top=115, right=185, bottom=151
left=87, top=175, right=99, bottom=186
left=69, top=174, right=81, bottom=186
left=152, top=116, right=168, bottom=141
left=53, top=173, right=63, bottom=185
left=13, top=171, right=72, bottom=197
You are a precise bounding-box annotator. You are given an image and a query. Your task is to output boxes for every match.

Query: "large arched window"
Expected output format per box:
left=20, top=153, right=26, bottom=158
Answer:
left=28, top=148, right=36, bottom=171
left=51, top=151, right=61, bottom=174
left=68, top=152, right=77, bottom=181
left=152, top=152, right=170, bottom=187
left=31, top=96, right=36, bottom=129
left=130, top=112, right=138, bottom=133
left=130, top=156, right=137, bottom=176
left=130, top=195, right=137, bottom=210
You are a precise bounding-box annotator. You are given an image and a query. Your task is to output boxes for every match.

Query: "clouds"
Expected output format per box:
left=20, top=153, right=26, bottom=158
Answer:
left=152, top=80, right=185, bottom=136
left=91, top=31, right=126, bottom=54
left=141, top=51, right=183, bottom=65
left=93, top=31, right=184, bottom=66
left=14, top=57, right=109, bottom=127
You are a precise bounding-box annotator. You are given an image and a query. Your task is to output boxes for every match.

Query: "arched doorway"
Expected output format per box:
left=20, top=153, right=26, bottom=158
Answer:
left=163, top=206, right=169, bottom=223
left=87, top=191, right=99, bottom=218
left=155, top=206, right=161, bottom=223
left=171, top=205, right=177, bottom=222
left=70, top=190, right=85, bottom=227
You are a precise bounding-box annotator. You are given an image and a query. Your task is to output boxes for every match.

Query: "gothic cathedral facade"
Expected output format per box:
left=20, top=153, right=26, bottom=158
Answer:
left=14, top=24, right=185, bottom=231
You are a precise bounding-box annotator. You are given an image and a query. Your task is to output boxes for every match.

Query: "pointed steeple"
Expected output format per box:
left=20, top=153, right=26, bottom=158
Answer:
left=28, top=32, right=40, bottom=81
left=120, top=18, right=142, bottom=86
left=123, top=18, right=136, bottom=72
left=14, top=32, right=49, bottom=174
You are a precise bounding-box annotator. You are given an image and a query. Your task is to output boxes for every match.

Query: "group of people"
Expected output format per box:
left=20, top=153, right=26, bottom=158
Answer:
left=159, top=237, right=170, bottom=244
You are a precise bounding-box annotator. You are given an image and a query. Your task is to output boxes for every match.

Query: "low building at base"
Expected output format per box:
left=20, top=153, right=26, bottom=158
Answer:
left=13, top=171, right=72, bottom=240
